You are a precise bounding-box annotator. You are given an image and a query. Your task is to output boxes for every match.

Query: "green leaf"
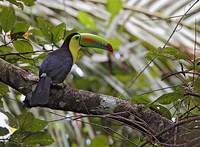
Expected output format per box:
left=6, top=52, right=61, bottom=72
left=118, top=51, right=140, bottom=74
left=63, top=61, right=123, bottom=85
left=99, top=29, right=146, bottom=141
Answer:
left=35, top=52, right=48, bottom=61
left=0, top=46, right=13, bottom=54
left=17, top=112, right=48, bottom=132
left=0, top=127, right=9, bottom=136
left=13, top=22, right=30, bottom=33
left=193, top=79, right=200, bottom=93
left=155, top=89, right=183, bottom=105
left=78, top=11, right=97, bottom=30
left=163, top=47, right=188, bottom=60
left=30, top=28, right=48, bottom=45
left=151, top=104, right=172, bottom=119
left=108, top=38, right=121, bottom=50
left=132, top=95, right=151, bottom=104
left=11, top=130, right=53, bottom=145
left=0, top=83, right=9, bottom=96
left=107, top=0, right=123, bottom=17
left=0, top=7, right=16, bottom=32
left=10, top=130, right=32, bottom=143
left=146, top=47, right=188, bottom=61
left=30, top=28, right=43, bottom=36
left=13, top=40, right=33, bottom=53
left=2, top=112, right=18, bottom=128
left=52, top=23, right=66, bottom=43
left=89, top=135, right=109, bottom=147
left=21, top=0, right=35, bottom=6
left=0, top=26, right=2, bottom=34
left=23, top=131, right=54, bottom=145
left=36, top=17, right=53, bottom=42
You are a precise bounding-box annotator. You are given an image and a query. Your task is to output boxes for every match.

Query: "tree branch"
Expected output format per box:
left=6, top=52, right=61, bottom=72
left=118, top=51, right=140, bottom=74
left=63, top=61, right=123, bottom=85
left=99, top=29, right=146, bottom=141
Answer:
left=0, top=58, right=198, bottom=146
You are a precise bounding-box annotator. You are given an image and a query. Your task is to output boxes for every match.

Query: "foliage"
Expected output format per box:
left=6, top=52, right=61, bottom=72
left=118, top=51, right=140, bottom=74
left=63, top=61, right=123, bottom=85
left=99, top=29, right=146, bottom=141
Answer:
left=0, top=0, right=199, bottom=147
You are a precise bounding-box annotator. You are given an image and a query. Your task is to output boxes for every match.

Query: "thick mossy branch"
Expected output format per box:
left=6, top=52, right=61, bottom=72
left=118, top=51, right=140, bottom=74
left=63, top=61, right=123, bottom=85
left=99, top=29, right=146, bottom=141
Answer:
left=0, top=58, right=192, bottom=145
left=0, top=58, right=37, bottom=94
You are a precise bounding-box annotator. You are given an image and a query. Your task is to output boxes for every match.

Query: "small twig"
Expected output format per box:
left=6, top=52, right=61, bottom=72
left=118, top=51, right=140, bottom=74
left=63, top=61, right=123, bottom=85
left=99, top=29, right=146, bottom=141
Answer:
left=17, top=54, right=34, bottom=60
left=162, top=71, right=200, bottom=81
left=192, top=19, right=197, bottom=85
left=47, top=110, right=155, bottom=141
left=184, top=92, right=200, bottom=98
left=0, top=50, right=53, bottom=57
left=139, top=85, right=181, bottom=96
left=0, top=41, right=13, bottom=47
left=179, top=106, right=198, bottom=119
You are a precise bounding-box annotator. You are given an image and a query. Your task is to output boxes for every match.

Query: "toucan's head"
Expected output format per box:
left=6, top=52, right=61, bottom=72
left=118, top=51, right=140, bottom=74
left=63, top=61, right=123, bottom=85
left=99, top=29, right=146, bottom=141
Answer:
left=64, top=33, right=113, bottom=64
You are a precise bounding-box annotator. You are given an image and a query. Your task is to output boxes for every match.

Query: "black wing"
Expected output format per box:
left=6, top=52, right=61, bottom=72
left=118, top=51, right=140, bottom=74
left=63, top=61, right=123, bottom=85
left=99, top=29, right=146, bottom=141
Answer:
left=39, top=50, right=73, bottom=83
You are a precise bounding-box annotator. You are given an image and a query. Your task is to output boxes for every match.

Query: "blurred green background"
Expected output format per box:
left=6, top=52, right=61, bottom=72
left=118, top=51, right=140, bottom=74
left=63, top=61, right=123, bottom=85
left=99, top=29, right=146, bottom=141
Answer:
left=0, top=0, right=200, bottom=146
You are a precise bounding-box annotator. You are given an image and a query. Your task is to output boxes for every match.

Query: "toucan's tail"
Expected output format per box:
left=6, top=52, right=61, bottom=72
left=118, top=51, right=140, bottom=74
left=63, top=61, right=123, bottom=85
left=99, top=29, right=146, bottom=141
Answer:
left=29, top=76, right=51, bottom=106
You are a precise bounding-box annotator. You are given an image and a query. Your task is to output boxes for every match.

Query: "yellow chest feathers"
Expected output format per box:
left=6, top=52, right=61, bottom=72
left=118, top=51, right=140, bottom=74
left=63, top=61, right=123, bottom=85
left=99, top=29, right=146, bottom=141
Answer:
left=69, top=38, right=81, bottom=64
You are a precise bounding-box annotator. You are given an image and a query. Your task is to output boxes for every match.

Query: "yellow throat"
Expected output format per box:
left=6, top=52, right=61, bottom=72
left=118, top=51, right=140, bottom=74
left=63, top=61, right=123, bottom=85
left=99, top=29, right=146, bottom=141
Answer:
left=69, top=38, right=81, bottom=64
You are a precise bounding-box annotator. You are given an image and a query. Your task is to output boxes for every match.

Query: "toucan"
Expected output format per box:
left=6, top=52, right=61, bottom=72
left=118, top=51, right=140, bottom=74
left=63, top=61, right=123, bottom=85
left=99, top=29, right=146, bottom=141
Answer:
left=25, top=32, right=113, bottom=106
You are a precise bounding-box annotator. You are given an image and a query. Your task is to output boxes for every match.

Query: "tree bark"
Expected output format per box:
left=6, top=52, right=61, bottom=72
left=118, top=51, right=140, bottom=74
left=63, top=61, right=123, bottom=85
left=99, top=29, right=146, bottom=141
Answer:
left=0, top=58, right=198, bottom=146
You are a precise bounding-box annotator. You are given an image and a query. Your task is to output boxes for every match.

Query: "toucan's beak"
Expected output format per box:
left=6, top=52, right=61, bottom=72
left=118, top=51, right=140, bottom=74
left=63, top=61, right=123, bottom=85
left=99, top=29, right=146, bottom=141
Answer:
left=79, top=33, right=113, bottom=53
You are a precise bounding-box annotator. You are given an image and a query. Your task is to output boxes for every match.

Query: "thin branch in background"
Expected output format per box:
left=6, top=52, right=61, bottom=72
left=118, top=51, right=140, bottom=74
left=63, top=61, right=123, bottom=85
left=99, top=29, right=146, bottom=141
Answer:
left=0, top=138, right=23, bottom=146
left=0, top=41, right=13, bottom=47
left=0, top=49, right=53, bottom=61
left=0, top=50, right=53, bottom=57
left=179, top=105, right=198, bottom=119
left=47, top=110, right=156, bottom=143
left=17, top=54, right=34, bottom=61
left=107, top=115, right=157, bottom=142
left=138, top=85, right=181, bottom=96
left=47, top=112, right=95, bottom=123
left=121, top=0, right=199, bottom=98
left=192, top=18, right=197, bottom=85
left=47, top=111, right=138, bottom=146
left=47, top=111, right=127, bottom=125
left=140, top=13, right=193, bottom=22
left=158, top=141, right=187, bottom=147
left=162, top=71, right=200, bottom=81
left=184, top=92, right=200, bottom=98
left=3, top=96, right=18, bottom=102
left=83, top=120, right=139, bottom=146
left=102, top=127, right=139, bottom=146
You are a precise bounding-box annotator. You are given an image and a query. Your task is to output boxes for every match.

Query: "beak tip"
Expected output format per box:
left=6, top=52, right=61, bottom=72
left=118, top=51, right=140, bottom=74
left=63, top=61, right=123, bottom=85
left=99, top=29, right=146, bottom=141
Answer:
left=106, top=43, right=114, bottom=53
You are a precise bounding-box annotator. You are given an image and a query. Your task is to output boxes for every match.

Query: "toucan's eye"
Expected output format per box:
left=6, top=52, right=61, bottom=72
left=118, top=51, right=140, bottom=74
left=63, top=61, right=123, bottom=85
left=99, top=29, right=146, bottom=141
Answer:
left=75, top=36, right=79, bottom=40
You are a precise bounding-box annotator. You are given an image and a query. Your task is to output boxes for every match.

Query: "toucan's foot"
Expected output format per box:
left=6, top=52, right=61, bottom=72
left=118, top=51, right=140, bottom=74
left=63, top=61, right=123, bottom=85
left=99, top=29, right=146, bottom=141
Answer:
left=51, top=83, right=66, bottom=89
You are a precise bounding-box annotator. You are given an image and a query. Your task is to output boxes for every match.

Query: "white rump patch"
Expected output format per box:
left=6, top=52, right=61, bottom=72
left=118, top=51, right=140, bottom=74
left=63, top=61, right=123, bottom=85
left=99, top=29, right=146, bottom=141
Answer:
left=40, top=73, right=47, bottom=78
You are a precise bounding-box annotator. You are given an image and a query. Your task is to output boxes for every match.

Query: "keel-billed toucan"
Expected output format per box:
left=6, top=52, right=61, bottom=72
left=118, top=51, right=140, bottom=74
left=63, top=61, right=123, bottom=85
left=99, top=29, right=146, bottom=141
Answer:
left=27, top=33, right=113, bottom=106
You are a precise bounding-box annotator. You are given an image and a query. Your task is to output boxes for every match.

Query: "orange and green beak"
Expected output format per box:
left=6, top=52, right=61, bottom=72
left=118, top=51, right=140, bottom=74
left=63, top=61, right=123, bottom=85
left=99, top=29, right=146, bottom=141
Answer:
left=79, top=33, right=113, bottom=53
